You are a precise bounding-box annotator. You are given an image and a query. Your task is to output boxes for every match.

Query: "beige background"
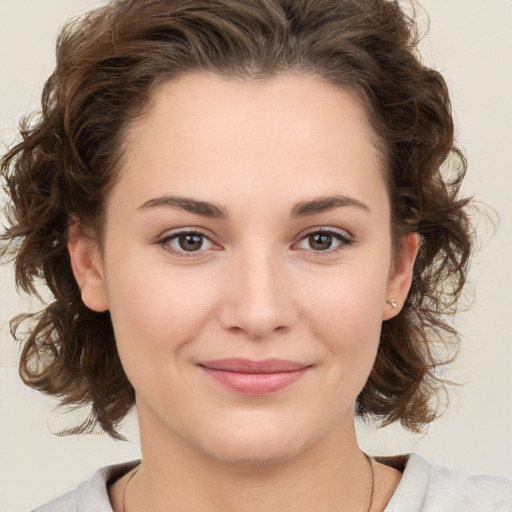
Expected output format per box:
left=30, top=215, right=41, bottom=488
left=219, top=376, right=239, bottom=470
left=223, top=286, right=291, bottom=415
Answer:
left=1, top=1, right=511, bottom=510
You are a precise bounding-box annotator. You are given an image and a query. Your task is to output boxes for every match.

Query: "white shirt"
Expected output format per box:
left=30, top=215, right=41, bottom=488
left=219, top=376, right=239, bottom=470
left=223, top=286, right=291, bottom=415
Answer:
left=32, top=453, right=512, bottom=511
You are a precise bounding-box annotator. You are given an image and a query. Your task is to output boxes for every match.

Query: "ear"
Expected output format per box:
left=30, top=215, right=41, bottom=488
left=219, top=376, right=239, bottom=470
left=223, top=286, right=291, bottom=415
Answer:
left=382, top=232, right=420, bottom=321
left=68, top=222, right=109, bottom=312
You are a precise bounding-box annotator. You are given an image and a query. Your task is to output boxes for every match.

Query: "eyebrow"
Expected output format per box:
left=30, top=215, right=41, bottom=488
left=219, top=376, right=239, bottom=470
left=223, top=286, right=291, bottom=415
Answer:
left=138, top=194, right=370, bottom=219
left=290, top=195, right=370, bottom=217
left=139, top=195, right=228, bottom=218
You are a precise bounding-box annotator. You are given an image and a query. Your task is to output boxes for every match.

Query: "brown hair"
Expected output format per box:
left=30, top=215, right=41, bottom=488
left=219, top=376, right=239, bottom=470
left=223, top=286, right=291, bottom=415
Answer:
left=1, top=0, right=472, bottom=439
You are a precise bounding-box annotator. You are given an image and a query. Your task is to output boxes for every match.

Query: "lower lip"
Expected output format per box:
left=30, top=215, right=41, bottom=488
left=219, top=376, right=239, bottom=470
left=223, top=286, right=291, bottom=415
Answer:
left=200, top=367, right=309, bottom=395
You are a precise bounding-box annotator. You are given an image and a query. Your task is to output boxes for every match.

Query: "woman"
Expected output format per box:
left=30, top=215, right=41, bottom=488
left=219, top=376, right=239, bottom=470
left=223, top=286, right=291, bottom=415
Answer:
left=1, top=0, right=511, bottom=511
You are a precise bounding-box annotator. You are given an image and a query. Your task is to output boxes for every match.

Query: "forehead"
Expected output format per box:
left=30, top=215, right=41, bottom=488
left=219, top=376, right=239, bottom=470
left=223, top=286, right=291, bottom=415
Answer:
left=112, top=72, right=388, bottom=220
left=129, top=72, right=382, bottom=161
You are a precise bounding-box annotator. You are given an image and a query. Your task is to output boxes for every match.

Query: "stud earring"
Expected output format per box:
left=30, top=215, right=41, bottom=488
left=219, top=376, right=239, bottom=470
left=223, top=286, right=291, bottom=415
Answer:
left=386, top=298, right=397, bottom=308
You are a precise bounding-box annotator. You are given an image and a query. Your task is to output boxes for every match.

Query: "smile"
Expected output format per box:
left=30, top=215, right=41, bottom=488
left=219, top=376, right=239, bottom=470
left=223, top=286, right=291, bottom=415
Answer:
left=197, top=358, right=311, bottom=395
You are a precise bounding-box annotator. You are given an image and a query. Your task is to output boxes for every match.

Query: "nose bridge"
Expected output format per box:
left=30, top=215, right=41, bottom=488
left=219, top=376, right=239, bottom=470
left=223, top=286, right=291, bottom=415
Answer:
left=219, top=238, right=296, bottom=340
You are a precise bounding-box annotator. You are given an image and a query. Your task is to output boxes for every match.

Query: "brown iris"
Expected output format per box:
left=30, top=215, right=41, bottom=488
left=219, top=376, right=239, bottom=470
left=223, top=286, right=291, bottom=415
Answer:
left=178, top=233, right=203, bottom=251
left=308, top=233, right=333, bottom=251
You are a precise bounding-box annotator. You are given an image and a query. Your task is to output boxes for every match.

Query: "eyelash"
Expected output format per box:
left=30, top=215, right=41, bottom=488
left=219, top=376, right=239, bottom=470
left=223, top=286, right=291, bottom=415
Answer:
left=158, top=227, right=354, bottom=259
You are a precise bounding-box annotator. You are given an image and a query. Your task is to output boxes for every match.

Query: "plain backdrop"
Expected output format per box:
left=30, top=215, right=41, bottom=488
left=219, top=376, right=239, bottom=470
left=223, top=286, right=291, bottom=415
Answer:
left=1, top=1, right=511, bottom=510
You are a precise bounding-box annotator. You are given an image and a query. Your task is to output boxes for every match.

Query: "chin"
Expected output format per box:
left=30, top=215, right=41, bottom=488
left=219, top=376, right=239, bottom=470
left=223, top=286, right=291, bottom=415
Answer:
left=193, top=418, right=316, bottom=468
left=208, top=438, right=300, bottom=467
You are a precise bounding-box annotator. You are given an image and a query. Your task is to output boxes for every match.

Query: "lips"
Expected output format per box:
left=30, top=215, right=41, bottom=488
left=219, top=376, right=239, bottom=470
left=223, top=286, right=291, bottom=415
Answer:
left=197, top=358, right=311, bottom=395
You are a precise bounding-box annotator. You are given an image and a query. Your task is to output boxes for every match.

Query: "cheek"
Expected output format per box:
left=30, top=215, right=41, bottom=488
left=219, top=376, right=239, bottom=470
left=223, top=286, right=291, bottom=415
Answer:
left=299, top=258, right=389, bottom=370
left=104, top=257, right=219, bottom=367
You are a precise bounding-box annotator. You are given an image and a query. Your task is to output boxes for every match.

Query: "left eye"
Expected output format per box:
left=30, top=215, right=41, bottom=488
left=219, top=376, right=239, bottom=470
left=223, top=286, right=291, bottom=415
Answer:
left=296, top=229, right=353, bottom=252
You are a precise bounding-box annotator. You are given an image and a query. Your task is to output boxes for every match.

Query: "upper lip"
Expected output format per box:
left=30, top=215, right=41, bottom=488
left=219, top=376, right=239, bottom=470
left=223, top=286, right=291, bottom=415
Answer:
left=198, top=358, right=311, bottom=373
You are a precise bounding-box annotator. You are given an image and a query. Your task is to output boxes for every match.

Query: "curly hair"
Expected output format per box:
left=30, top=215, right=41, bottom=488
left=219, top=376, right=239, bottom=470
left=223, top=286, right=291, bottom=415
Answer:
left=1, top=0, right=472, bottom=439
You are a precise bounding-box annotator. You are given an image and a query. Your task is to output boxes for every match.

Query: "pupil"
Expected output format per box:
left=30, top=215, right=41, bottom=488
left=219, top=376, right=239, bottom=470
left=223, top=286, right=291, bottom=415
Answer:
left=311, top=233, right=332, bottom=250
left=179, top=233, right=202, bottom=251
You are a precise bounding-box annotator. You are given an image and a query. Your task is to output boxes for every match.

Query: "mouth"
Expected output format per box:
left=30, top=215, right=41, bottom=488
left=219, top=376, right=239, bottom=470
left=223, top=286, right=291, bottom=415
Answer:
left=197, top=358, right=312, bottom=395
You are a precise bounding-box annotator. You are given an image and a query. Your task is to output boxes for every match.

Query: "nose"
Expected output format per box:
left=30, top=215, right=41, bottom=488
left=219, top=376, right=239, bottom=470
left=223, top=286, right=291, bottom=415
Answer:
left=218, top=245, right=298, bottom=341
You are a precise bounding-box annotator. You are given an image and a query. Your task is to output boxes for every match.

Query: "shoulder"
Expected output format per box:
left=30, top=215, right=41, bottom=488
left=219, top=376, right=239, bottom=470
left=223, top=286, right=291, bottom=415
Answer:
left=31, top=489, right=77, bottom=512
left=425, top=456, right=512, bottom=511
left=383, top=453, right=512, bottom=512
left=30, top=460, right=140, bottom=512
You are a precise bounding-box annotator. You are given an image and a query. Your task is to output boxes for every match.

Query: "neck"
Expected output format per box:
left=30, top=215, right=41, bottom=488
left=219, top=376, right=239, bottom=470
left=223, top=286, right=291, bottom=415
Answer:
left=126, top=408, right=372, bottom=512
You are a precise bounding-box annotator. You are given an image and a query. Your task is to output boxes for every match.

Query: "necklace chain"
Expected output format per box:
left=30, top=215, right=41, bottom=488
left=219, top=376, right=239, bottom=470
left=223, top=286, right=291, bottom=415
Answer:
left=122, top=453, right=375, bottom=512
left=365, top=453, right=375, bottom=512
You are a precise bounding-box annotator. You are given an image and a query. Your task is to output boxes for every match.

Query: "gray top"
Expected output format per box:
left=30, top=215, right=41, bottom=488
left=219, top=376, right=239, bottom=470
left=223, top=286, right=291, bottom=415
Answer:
left=32, top=453, right=512, bottom=511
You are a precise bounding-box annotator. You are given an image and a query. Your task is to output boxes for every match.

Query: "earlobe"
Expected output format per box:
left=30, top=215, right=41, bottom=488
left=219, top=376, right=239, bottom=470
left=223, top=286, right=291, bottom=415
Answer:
left=382, top=232, right=420, bottom=320
left=68, top=222, right=109, bottom=312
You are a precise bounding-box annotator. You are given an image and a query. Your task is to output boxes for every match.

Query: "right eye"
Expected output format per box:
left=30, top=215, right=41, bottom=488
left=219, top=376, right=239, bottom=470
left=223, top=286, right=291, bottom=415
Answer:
left=159, top=230, right=218, bottom=258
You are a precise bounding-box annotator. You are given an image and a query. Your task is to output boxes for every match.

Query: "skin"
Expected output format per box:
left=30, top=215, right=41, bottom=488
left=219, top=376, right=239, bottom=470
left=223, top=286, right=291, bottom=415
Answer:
left=69, top=73, right=418, bottom=511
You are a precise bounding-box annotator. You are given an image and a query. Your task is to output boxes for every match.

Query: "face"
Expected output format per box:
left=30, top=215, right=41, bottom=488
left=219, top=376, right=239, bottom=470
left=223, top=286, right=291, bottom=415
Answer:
left=70, top=73, right=417, bottom=466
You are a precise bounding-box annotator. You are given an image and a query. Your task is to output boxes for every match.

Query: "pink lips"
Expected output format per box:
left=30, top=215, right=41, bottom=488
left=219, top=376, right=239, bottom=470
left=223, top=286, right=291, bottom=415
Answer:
left=198, top=358, right=311, bottom=395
